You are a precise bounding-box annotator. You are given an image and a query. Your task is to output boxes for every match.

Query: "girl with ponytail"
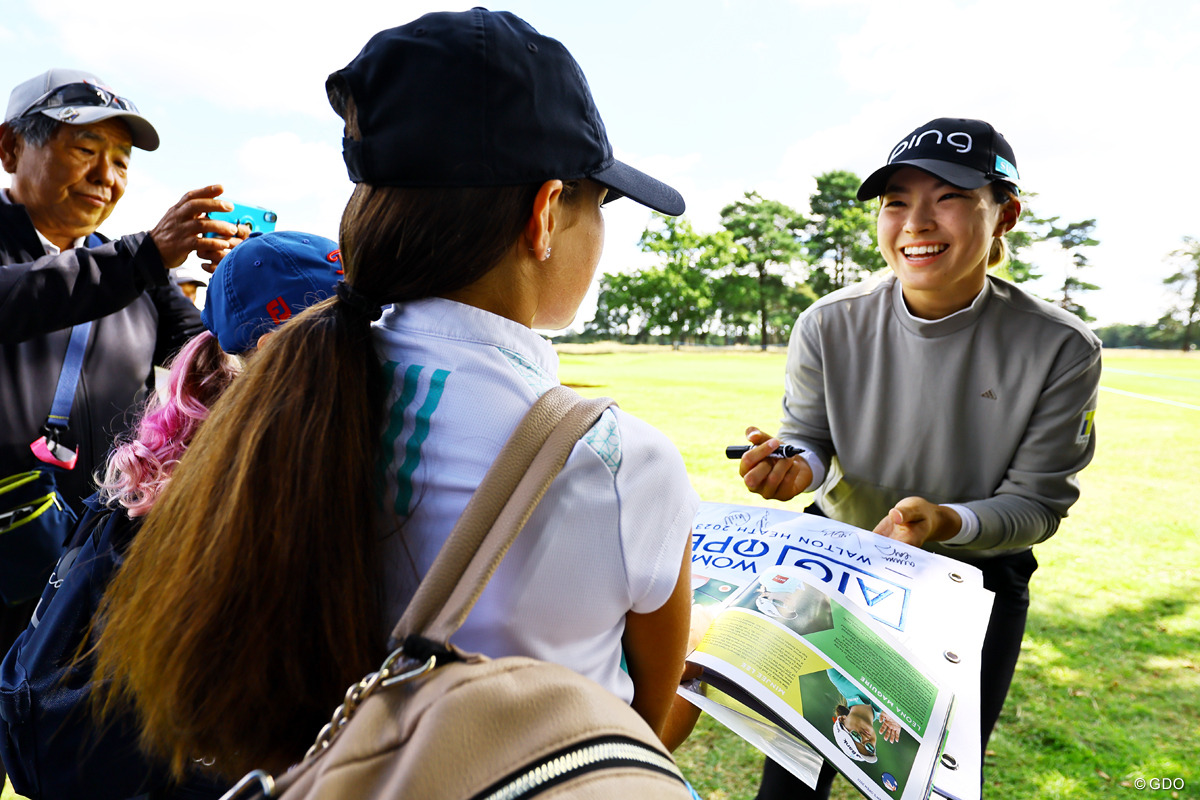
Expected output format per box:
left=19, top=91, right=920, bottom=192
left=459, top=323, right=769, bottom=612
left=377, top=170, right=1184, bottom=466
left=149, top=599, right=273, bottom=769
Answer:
left=92, top=10, right=700, bottom=781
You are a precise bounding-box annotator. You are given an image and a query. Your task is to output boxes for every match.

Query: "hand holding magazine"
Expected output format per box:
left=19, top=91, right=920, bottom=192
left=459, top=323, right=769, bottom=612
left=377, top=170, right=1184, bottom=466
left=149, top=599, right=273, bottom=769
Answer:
left=683, top=502, right=994, bottom=800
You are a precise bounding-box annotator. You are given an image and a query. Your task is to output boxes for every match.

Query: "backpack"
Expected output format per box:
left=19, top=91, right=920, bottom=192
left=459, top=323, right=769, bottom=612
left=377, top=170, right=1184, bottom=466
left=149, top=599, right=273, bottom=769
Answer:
left=219, top=388, right=695, bottom=800
left=0, top=494, right=224, bottom=800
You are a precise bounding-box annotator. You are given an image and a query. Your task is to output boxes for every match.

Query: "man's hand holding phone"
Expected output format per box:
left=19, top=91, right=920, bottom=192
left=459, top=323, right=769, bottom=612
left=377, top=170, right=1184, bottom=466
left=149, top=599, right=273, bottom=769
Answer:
left=204, top=202, right=277, bottom=239
left=149, top=185, right=251, bottom=271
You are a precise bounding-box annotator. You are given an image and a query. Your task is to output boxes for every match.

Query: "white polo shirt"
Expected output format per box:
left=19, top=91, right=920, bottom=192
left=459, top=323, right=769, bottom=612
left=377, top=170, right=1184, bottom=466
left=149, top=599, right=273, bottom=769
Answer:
left=374, top=298, right=698, bottom=702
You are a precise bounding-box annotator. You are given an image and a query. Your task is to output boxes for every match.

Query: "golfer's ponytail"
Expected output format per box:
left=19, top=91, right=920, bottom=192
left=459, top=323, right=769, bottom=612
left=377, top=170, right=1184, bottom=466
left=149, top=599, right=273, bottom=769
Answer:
left=988, top=182, right=1021, bottom=270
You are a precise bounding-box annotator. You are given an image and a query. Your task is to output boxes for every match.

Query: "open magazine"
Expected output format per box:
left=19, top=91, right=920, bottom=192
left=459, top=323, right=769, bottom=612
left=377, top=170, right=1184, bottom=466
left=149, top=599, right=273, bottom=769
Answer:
left=685, top=567, right=954, bottom=800
left=684, top=503, right=994, bottom=800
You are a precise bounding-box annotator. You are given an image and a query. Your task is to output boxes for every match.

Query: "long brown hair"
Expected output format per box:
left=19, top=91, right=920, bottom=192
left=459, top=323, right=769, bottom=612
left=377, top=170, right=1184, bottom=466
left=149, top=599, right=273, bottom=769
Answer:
left=91, top=95, right=547, bottom=779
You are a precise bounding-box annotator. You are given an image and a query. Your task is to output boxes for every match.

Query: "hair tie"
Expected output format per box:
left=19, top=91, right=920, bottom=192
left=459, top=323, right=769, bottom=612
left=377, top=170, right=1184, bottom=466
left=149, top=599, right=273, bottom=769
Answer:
left=335, top=280, right=383, bottom=322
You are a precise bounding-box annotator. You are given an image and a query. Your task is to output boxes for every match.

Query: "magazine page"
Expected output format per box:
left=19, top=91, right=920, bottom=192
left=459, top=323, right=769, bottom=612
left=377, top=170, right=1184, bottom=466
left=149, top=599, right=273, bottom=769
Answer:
left=688, top=568, right=955, bottom=800
left=688, top=502, right=993, bottom=800
left=677, top=680, right=825, bottom=788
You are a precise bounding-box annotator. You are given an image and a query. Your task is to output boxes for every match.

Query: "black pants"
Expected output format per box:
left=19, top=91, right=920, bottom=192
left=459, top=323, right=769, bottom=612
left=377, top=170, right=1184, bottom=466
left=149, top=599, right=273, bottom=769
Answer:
left=754, top=533, right=1039, bottom=800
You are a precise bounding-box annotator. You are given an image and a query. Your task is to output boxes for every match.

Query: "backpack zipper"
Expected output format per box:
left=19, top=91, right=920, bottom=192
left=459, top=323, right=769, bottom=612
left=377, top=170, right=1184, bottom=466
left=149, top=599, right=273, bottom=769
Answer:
left=472, top=735, right=686, bottom=800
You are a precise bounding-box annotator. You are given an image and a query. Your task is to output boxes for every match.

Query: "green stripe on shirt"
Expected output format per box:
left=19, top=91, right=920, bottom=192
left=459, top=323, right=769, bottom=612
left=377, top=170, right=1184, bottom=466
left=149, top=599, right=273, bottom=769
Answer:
left=392, top=367, right=450, bottom=516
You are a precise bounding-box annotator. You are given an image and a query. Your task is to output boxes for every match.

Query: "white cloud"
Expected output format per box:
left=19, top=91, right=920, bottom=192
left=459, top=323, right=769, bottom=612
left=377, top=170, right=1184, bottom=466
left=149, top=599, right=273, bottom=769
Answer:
left=229, top=133, right=352, bottom=240
left=6, top=0, right=1198, bottom=328
left=24, top=0, right=462, bottom=117
left=760, top=0, right=1200, bottom=325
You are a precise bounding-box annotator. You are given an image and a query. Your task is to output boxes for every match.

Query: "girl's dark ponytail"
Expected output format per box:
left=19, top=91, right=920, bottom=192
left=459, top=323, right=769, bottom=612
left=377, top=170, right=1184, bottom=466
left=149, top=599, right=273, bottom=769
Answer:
left=92, top=298, right=388, bottom=778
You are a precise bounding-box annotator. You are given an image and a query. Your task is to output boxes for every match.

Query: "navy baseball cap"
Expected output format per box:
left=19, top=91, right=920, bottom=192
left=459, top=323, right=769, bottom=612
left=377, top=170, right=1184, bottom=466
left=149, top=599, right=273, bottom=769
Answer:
left=201, top=231, right=343, bottom=355
left=326, top=8, right=685, bottom=216
left=857, top=118, right=1019, bottom=201
left=5, top=68, right=159, bottom=151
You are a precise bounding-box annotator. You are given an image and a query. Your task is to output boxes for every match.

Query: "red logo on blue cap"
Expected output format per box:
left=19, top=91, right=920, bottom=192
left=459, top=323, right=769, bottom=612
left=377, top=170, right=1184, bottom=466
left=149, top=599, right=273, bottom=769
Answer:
left=266, top=296, right=292, bottom=323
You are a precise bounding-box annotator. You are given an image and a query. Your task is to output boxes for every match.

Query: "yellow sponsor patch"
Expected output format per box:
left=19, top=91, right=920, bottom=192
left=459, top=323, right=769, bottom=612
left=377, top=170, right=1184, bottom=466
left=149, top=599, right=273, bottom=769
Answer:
left=1076, top=409, right=1096, bottom=445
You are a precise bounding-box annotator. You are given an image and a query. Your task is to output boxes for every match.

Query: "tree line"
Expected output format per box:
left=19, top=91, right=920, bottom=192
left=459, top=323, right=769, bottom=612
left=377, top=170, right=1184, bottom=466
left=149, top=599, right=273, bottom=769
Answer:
left=1093, top=238, right=1200, bottom=351
left=579, top=169, right=1122, bottom=349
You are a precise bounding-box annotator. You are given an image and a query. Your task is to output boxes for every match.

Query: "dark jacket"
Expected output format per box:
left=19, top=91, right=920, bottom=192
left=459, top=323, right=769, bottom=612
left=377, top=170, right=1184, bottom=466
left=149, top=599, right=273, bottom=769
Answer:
left=0, top=494, right=229, bottom=800
left=0, top=201, right=204, bottom=516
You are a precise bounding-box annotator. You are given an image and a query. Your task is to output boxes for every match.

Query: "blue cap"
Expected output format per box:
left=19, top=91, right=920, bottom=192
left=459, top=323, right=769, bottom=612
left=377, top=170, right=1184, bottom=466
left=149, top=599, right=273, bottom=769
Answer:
left=201, top=231, right=343, bottom=354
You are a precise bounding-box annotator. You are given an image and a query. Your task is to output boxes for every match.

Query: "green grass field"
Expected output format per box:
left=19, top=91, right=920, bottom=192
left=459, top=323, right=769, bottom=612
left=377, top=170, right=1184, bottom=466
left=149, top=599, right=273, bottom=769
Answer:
left=3, top=347, right=1196, bottom=799
left=554, top=345, right=1200, bottom=800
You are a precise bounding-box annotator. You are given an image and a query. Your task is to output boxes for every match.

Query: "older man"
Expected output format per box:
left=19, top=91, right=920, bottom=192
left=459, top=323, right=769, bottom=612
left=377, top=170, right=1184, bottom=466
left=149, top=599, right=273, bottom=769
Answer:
left=0, top=69, right=245, bottom=680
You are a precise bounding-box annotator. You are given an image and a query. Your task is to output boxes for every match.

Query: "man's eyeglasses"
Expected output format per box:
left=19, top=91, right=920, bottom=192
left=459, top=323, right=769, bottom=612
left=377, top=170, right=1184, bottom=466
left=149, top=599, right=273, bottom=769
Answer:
left=22, top=82, right=138, bottom=118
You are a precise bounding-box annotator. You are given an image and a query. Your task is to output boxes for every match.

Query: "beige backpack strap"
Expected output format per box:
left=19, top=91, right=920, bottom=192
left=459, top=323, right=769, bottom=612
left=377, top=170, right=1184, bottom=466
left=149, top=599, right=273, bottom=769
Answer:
left=390, top=385, right=614, bottom=644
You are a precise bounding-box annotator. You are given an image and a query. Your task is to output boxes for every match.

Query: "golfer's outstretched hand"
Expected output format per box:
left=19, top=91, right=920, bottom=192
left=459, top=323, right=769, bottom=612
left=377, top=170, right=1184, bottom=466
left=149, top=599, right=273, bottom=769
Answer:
left=873, top=496, right=960, bottom=548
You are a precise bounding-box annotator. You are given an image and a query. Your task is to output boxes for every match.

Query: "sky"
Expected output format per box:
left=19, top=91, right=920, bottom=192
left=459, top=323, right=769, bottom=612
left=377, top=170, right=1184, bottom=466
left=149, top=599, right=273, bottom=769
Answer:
left=3, top=0, right=1197, bottom=329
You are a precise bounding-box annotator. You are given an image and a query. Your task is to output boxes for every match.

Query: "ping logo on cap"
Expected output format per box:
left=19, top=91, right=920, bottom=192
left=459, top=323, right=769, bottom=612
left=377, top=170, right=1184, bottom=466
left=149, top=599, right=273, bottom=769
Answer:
left=266, top=296, right=292, bottom=323
left=889, top=129, right=974, bottom=163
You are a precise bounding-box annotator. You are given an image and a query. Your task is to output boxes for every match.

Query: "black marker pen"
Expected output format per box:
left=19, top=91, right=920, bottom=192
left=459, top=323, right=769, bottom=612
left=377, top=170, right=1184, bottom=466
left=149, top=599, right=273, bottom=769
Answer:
left=725, top=444, right=804, bottom=459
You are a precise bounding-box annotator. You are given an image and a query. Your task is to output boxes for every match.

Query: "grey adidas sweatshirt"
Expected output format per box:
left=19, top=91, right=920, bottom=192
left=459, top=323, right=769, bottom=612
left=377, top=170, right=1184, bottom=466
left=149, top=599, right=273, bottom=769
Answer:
left=779, top=273, right=1102, bottom=563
